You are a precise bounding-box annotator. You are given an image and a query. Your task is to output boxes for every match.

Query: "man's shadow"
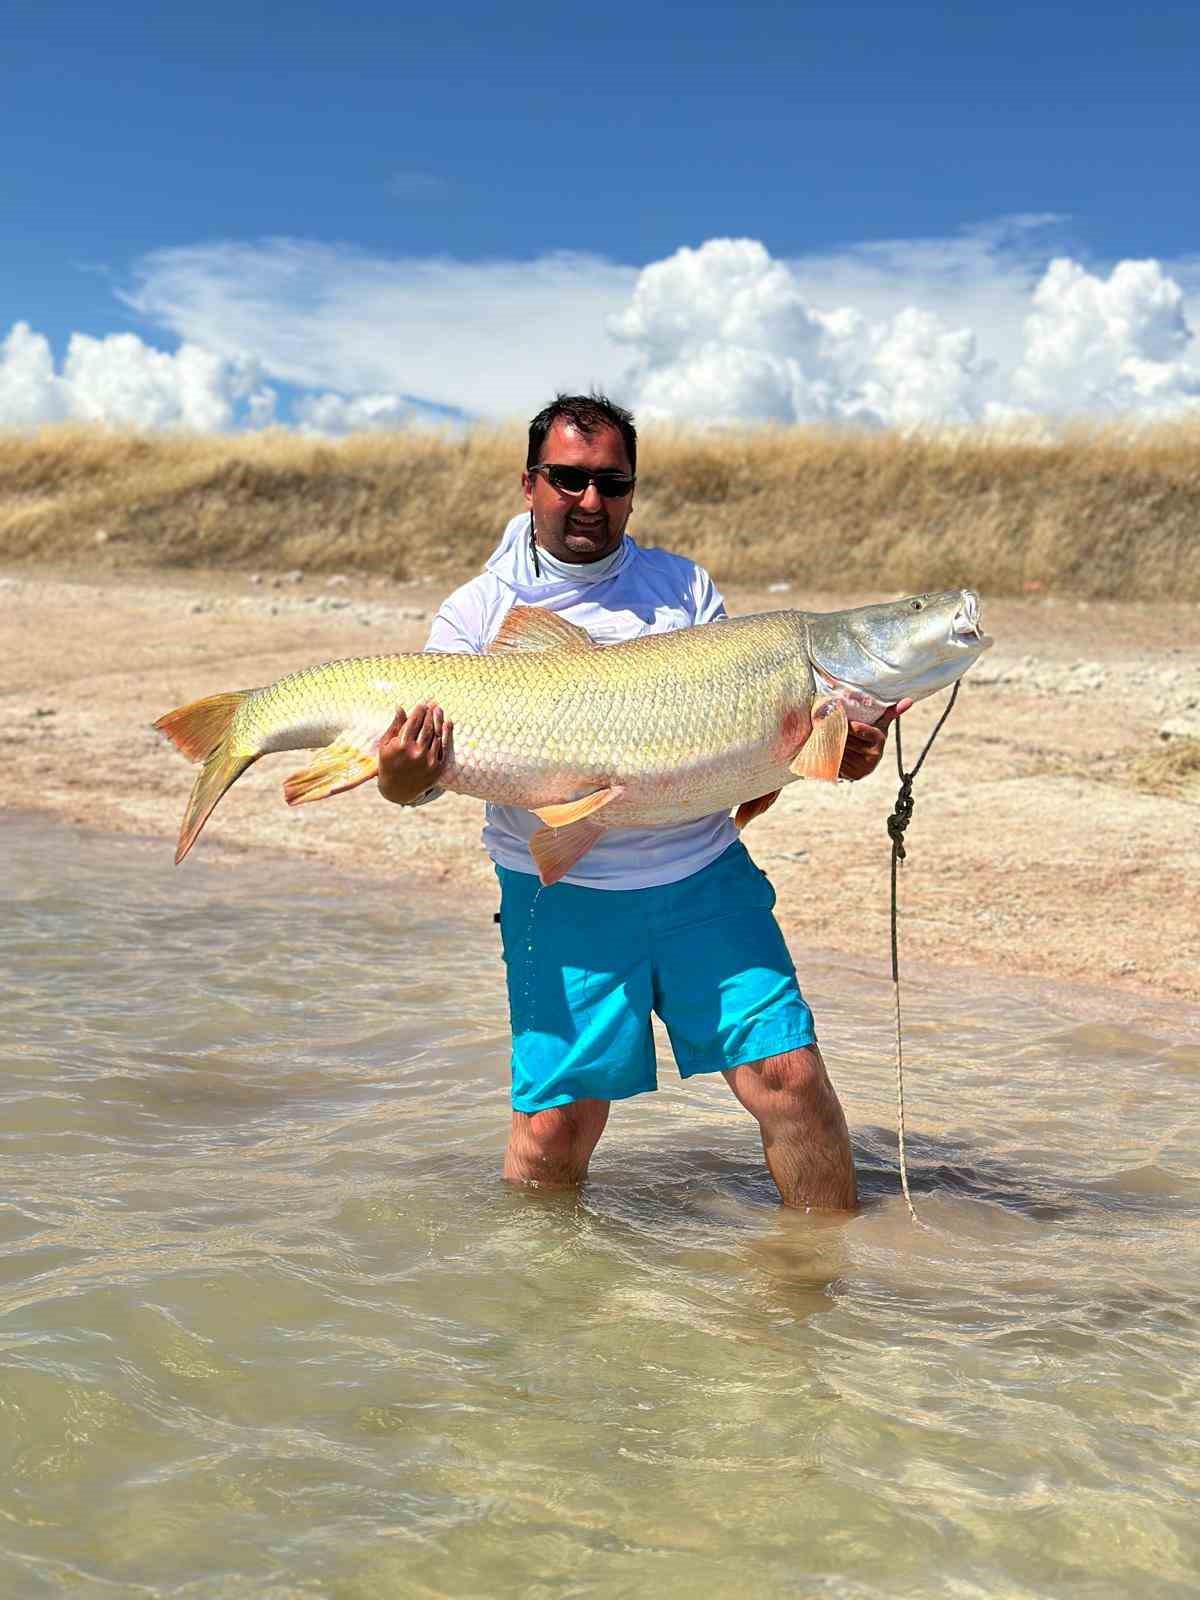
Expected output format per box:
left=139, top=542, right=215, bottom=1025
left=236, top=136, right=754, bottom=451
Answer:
left=523, top=1120, right=1190, bottom=1228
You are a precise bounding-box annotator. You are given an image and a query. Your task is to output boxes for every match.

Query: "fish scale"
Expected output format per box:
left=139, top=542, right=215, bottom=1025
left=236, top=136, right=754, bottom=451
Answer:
left=155, top=591, right=991, bottom=881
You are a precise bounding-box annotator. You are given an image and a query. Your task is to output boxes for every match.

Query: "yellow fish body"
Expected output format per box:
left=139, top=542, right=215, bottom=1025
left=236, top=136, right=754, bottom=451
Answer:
left=155, top=591, right=991, bottom=883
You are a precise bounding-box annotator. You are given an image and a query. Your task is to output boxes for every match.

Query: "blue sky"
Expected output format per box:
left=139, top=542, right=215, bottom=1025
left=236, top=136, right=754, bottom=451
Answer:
left=4, top=0, right=1200, bottom=429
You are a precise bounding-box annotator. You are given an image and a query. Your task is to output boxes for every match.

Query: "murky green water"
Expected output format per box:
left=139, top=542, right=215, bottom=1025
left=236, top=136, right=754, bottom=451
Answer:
left=3, top=814, right=1199, bottom=1599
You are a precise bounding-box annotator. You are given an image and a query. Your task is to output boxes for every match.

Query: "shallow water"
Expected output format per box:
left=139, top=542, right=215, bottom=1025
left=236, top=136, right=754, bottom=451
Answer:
left=2, top=813, right=1199, bottom=1599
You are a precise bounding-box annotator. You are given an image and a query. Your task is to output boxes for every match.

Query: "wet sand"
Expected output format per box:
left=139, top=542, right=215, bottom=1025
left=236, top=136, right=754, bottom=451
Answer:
left=3, top=563, right=1198, bottom=1013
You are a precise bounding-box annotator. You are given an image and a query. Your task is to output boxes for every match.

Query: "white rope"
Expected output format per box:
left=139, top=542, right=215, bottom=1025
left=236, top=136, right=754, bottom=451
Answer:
left=893, top=974, right=921, bottom=1225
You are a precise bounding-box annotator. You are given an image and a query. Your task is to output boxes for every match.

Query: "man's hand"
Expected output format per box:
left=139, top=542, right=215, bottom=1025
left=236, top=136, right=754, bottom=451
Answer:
left=377, top=703, right=452, bottom=805
left=838, top=698, right=913, bottom=782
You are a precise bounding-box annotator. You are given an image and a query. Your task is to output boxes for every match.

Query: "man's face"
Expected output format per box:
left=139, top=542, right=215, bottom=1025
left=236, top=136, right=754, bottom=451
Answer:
left=522, top=421, right=635, bottom=564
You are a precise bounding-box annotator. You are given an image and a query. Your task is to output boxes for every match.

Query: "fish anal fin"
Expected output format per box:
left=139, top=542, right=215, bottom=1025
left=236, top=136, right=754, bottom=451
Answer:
left=284, top=739, right=379, bottom=806
left=529, top=820, right=605, bottom=886
left=735, top=790, right=780, bottom=830
left=489, top=605, right=598, bottom=654
left=790, top=697, right=849, bottom=782
left=531, top=784, right=624, bottom=829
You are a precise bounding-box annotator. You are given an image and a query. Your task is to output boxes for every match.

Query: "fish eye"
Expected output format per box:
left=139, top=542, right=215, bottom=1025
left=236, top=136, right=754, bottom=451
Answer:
left=909, top=599, right=924, bottom=612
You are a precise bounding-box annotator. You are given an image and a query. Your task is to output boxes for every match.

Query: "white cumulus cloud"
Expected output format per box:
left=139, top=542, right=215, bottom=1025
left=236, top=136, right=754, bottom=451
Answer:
left=0, top=323, right=68, bottom=426
left=1012, top=257, right=1200, bottom=414
left=5, top=224, right=1200, bottom=433
left=611, top=239, right=836, bottom=424
left=610, top=238, right=993, bottom=426
left=609, top=237, right=1200, bottom=427
left=0, top=320, right=276, bottom=431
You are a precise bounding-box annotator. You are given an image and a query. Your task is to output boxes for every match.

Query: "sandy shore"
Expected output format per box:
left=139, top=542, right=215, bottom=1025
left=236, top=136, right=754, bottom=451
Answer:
left=4, top=563, right=1198, bottom=1020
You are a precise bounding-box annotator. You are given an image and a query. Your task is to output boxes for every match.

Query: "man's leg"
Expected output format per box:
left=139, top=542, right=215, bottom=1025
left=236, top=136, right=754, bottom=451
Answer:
left=504, top=1098, right=611, bottom=1189
left=724, top=1045, right=857, bottom=1212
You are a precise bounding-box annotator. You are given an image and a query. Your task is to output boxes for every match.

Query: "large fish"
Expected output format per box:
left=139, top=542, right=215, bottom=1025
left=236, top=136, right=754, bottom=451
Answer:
left=155, top=589, right=991, bottom=883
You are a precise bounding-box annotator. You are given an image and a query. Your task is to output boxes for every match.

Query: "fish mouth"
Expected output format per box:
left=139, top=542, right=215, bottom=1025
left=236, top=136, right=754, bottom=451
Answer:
left=951, top=590, right=992, bottom=650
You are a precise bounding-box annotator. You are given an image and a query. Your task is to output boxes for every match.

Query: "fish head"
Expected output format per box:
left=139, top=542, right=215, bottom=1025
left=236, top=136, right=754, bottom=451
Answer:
left=807, top=589, right=993, bottom=704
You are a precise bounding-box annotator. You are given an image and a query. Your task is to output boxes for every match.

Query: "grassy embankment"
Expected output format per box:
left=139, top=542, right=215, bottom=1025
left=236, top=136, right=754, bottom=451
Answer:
left=1, top=421, right=1198, bottom=599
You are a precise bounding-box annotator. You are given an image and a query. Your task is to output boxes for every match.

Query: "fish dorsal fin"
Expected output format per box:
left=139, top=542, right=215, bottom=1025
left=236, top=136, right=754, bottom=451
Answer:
left=489, top=605, right=598, bottom=654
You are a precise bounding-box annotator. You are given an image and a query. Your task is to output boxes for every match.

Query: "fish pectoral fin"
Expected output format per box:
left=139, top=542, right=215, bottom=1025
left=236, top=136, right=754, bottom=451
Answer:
left=531, top=785, right=624, bottom=829
left=283, top=738, right=379, bottom=806
left=790, top=697, right=849, bottom=782
left=489, top=605, right=598, bottom=654
left=735, top=790, right=781, bottom=830
left=529, top=820, right=605, bottom=886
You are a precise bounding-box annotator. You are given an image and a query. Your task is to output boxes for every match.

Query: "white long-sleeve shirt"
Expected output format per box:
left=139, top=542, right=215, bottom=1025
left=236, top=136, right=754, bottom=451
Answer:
left=424, top=513, right=739, bottom=889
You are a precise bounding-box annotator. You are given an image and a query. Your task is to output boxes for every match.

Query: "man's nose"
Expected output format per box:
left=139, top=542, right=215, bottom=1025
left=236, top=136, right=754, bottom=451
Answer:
left=579, top=480, right=604, bottom=511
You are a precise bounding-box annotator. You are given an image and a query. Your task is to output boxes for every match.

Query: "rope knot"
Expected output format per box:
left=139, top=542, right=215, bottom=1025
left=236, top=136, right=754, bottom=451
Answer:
left=886, top=774, right=915, bottom=861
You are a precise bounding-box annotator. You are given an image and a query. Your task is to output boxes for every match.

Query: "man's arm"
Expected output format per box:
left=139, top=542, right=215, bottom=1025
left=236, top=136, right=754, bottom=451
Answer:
left=377, top=595, right=484, bottom=806
left=840, top=699, right=913, bottom=780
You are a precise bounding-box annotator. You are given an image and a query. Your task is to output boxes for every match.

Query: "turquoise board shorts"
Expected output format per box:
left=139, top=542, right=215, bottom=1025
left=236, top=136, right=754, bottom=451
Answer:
left=496, top=841, right=817, bottom=1114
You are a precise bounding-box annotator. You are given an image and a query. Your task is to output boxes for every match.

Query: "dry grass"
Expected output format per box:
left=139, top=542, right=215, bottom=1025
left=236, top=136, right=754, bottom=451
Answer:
left=1024, top=738, right=1200, bottom=801
left=1126, top=738, right=1200, bottom=799
left=2, top=419, right=1199, bottom=598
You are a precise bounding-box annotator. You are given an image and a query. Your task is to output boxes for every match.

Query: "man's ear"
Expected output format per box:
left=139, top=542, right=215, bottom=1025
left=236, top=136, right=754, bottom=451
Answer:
left=521, top=470, right=533, bottom=505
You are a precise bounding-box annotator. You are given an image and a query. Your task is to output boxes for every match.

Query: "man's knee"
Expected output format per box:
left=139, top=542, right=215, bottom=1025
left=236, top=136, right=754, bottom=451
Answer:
left=506, top=1098, right=609, bottom=1185
left=517, top=1105, right=580, bottom=1159
left=726, top=1046, right=834, bottom=1125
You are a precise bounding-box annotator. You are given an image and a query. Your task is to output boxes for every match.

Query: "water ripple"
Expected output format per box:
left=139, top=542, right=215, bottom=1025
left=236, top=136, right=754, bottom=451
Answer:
left=2, top=814, right=1198, bottom=1598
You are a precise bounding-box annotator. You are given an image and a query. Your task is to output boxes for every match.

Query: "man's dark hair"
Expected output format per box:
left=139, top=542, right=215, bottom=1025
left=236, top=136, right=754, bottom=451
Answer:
left=526, top=393, right=637, bottom=475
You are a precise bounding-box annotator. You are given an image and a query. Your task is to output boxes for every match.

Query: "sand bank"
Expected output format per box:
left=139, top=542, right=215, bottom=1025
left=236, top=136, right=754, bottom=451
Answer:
left=4, top=563, right=1197, bottom=1011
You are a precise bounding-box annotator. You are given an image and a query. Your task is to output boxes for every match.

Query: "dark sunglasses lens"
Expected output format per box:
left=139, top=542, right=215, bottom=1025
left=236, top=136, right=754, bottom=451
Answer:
left=545, top=466, right=632, bottom=497
left=546, top=466, right=591, bottom=493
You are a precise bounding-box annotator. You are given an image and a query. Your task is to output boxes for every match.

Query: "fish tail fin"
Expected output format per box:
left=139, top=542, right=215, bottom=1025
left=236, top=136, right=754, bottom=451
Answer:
left=153, top=691, right=257, bottom=864
left=174, top=749, right=258, bottom=864
left=154, top=692, right=248, bottom=764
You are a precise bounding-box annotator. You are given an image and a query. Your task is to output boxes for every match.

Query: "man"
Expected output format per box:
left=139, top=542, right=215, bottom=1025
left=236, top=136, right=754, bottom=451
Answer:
left=377, top=395, right=903, bottom=1211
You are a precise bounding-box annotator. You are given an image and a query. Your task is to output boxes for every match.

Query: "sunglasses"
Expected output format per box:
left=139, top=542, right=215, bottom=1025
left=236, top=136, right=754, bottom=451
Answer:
left=529, top=463, right=636, bottom=498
